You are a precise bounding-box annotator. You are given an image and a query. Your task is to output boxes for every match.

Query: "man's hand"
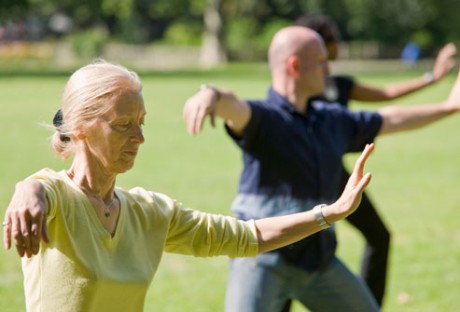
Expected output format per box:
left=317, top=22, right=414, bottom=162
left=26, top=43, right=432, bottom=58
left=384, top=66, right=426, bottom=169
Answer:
left=446, top=68, right=460, bottom=112
left=183, top=87, right=220, bottom=135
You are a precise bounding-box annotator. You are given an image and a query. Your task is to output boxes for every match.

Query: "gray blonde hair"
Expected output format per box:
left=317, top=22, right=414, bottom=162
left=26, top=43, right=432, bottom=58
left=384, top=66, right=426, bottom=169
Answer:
left=52, top=60, right=142, bottom=159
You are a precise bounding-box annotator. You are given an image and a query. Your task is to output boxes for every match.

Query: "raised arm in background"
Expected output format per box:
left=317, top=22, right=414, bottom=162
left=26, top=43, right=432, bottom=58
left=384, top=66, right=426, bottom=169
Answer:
left=378, top=68, right=460, bottom=135
left=351, top=43, right=457, bottom=102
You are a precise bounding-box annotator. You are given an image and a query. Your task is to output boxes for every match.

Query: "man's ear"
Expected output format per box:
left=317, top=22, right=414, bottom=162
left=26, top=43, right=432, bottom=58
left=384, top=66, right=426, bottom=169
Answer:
left=286, top=55, right=300, bottom=79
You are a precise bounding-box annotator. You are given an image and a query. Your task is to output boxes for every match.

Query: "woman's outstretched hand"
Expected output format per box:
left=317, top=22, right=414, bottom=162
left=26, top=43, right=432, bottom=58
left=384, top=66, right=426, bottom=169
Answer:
left=323, top=143, right=374, bottom=223
left=255, top=144, right=374, bottom=253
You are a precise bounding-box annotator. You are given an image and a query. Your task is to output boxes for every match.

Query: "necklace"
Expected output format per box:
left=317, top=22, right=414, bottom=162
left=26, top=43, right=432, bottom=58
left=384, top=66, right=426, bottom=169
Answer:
left=104, top=198, right=116, bottom=218
left=104, top=201, right=112, bottom=218
left=66, top=171, right=116, bottom=218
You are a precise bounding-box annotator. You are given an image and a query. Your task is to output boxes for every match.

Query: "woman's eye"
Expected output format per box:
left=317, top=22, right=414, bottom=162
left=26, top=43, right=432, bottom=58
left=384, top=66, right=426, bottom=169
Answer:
left=117, top=123, right=130, bottom=129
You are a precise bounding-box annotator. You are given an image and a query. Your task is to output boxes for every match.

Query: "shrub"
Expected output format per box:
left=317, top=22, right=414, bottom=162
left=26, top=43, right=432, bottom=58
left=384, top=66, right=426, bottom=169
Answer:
left=67, top=26, right=109, bottom=60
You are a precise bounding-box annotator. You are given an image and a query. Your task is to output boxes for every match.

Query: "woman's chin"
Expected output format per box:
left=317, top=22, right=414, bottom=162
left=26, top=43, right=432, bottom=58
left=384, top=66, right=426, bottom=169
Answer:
left=114, top=160, right=136, bottom=174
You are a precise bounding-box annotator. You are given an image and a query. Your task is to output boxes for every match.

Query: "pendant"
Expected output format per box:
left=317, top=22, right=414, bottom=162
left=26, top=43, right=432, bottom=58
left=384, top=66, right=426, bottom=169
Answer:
left=104, top=209, right=111, bottom=218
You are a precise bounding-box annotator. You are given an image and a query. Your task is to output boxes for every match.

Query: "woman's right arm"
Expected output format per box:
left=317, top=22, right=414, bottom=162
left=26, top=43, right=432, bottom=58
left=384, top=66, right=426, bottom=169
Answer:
left=3, top=179, right=49, bottom=258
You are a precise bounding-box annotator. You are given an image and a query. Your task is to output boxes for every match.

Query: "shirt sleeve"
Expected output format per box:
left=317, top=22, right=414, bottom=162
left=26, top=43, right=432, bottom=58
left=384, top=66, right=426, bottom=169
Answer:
left=225, top=101, right=272, bottom=151
left=333, top=75, right=355, bottom=107
left=161, top=196, right=259, bottom=258
left=25, top=168, right=64, bottom=221
left=341, top=108, right=383, bottom=152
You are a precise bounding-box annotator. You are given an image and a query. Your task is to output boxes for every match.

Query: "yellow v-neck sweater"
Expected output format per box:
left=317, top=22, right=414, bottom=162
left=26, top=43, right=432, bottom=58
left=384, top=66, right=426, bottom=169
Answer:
left=21, top=169, right=258, bottom=312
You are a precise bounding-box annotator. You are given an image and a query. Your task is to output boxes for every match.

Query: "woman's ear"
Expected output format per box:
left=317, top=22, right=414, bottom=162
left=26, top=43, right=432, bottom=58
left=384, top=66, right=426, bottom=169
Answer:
left=74, top=130, right=86, bottom=140
left=286, top=55, right=300, bottom=79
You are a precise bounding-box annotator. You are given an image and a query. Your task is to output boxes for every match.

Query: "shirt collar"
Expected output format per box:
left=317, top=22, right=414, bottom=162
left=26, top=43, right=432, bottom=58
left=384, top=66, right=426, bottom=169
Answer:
left=267, top=86, right=311, bottom=115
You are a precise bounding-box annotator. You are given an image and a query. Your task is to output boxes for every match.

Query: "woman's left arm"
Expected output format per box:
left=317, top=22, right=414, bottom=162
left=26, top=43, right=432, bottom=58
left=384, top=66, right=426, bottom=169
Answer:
left=255, top=144, right=373, bottom=253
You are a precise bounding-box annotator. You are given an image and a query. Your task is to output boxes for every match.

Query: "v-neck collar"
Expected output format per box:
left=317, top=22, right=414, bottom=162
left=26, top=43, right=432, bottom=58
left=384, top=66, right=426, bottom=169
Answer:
left=59, top=170, right=126, bottom=245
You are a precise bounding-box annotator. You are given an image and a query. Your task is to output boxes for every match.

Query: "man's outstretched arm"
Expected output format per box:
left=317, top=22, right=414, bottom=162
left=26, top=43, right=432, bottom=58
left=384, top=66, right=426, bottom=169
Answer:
left=183, top=85, right=251, bottom=137
left=378, top=69, right=460, bottom=135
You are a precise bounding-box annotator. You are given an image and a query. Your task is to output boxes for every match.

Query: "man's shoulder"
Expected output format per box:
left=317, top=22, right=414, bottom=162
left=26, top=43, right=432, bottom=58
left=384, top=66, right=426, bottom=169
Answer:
left=247, top=87, right=291, bottom=110
left=246, top=97, right=289, bottom=118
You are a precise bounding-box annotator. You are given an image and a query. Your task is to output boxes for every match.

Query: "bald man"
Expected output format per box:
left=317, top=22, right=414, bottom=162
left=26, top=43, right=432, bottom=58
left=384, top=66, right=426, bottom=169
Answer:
left=183, top=26, right=460, bottom=311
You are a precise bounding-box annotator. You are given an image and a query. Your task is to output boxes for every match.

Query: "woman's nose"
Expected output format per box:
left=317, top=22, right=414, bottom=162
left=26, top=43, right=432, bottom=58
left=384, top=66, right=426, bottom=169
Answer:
left=131, top=125, right=145, bottom=143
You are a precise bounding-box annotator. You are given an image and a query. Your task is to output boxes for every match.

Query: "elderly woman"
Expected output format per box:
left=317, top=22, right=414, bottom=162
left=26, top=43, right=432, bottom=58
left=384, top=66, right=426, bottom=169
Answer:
left=3, top=60, right=372, bottom=312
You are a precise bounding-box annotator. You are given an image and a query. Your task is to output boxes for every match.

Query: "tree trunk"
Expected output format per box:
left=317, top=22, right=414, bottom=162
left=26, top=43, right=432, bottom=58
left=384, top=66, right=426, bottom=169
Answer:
left=200, top=0, right=227, bottom=67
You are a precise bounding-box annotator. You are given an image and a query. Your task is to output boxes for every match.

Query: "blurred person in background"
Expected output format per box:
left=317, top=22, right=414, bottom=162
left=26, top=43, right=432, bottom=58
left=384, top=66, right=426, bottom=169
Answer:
left=2, top=60, right=374, bottom=312
left=284, top=14, right=457, bottom=309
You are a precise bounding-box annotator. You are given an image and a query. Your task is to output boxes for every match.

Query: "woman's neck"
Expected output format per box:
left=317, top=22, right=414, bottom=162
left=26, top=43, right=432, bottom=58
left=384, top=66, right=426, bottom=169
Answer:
left=67, top=159, right=116, bottom=201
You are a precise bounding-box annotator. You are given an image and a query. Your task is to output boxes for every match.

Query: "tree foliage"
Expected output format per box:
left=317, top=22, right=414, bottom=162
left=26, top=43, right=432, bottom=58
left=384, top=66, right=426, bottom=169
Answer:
left=2, top=0, right=460, bottom=58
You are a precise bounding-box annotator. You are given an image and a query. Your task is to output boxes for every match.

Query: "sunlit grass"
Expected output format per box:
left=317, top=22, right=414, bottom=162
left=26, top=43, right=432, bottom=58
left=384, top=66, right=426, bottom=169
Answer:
left=0, top=65, right=459, bottom=311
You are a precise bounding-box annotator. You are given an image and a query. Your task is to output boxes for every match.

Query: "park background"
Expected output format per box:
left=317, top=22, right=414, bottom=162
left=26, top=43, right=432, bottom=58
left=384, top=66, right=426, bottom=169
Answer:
left=1, top=0, right=460, bottom=311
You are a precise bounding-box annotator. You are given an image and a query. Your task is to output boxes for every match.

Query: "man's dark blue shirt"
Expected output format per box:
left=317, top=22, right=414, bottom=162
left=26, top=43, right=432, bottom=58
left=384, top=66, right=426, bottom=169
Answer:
left=226, top=87, right=382, bottom=271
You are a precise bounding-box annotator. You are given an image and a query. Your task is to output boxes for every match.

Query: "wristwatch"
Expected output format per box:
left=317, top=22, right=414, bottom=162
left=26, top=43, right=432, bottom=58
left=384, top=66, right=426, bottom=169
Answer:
left=313, top=204, right=331, bottom=229
left=200, top=83, right=221, bottom=101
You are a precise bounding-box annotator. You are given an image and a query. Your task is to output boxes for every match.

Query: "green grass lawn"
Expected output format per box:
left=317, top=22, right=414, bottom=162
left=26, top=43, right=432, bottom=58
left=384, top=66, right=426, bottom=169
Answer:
left=0, top=65, right=459, bottom=311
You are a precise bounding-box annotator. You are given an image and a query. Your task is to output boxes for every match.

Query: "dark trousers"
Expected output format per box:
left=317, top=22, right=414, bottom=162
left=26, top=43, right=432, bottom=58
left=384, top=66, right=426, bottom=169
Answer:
left=282, top=166, right=391, bottom=310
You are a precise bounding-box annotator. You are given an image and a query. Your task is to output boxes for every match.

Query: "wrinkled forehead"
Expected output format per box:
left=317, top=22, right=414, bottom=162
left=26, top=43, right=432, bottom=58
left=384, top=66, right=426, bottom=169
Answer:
left=106, top=91, right=146, bottom=118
